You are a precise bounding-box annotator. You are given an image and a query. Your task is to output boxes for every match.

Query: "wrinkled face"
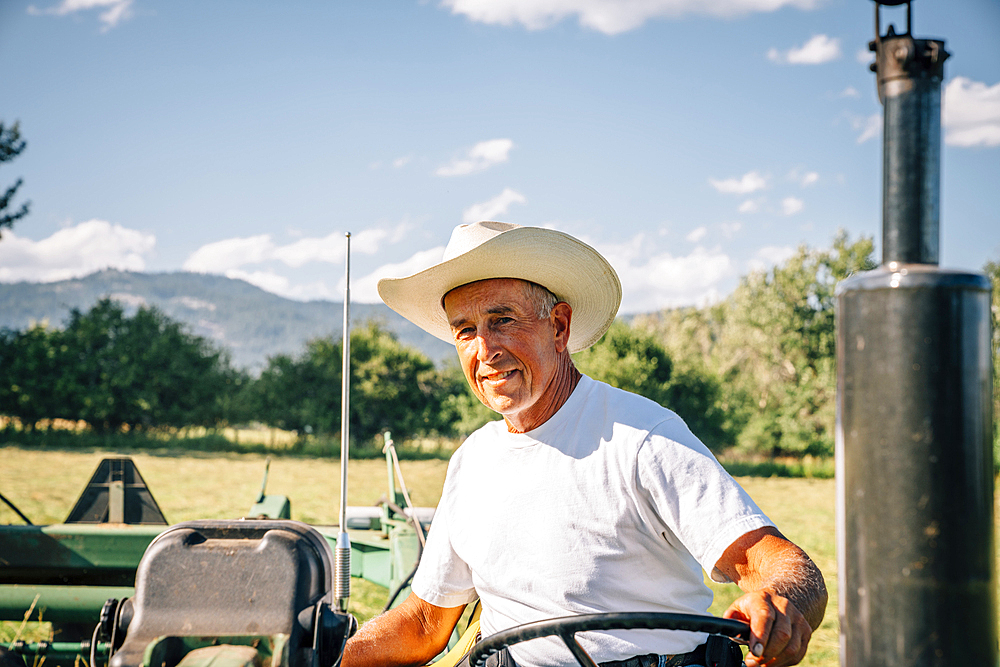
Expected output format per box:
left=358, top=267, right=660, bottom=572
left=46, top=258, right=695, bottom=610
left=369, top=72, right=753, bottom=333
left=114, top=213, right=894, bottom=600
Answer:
left=444, top=278, right=567, bottom=428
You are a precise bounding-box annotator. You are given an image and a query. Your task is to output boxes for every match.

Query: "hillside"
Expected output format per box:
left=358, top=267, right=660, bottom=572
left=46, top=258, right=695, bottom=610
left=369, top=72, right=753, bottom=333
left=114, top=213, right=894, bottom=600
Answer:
left=0, top=270, right=455, bottom=371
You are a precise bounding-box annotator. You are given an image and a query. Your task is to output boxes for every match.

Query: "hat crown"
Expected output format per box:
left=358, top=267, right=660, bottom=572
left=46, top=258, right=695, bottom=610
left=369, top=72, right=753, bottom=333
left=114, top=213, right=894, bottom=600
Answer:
left=443, top=221, right=522, bottom=262
left=378, top=220, right=621, bottom=353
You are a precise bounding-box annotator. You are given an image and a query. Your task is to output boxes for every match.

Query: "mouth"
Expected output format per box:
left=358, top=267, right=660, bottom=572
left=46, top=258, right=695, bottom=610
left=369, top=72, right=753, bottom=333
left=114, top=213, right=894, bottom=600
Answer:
left=481, top=369, right=516, bottom=384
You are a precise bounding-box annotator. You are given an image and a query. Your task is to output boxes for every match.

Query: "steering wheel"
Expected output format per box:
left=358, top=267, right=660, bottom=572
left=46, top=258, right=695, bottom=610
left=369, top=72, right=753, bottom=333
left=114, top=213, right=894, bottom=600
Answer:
left=467, top=612, right=750, bottom=667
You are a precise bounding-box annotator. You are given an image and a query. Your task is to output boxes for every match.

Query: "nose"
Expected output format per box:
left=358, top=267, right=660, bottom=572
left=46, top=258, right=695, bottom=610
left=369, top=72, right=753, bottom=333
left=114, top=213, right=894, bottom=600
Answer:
left=475, top=330, right=501, bottom=363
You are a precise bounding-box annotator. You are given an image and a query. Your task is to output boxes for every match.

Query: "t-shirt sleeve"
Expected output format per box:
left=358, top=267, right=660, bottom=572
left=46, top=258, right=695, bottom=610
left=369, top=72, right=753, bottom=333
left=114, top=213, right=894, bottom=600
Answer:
left=410, top=456, right=480, bottom=608
left=634, top=417, right=775, bottom=583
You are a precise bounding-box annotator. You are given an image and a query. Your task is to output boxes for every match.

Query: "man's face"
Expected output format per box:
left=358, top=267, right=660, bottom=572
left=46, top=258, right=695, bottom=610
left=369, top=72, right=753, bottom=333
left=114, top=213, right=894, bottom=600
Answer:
left=444, top=278, right=569, bottom=430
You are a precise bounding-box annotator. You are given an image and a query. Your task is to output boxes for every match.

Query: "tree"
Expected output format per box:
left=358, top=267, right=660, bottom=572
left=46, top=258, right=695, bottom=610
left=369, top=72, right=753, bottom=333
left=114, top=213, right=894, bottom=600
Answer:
left=0, top=325, right=76, bottom=430
left=711, top=232, right=877, bottom=457
left=573, top=321, right=735, bottom=452
left=635, top=231, right=877, bottom=459
left=350, top=323, right=455, bottom=442
left=254, top=322, right=457, bottom=445
left=253, top=343, right=341, bottom=435
left=0, top=122, right=30, bottom=237
left=60, top=299, right=232, bottom=431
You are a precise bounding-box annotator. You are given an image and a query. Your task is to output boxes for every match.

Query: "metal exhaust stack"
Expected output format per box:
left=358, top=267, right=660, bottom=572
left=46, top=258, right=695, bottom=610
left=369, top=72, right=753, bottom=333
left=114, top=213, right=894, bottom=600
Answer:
left=836, top=2, right=996, bottom=664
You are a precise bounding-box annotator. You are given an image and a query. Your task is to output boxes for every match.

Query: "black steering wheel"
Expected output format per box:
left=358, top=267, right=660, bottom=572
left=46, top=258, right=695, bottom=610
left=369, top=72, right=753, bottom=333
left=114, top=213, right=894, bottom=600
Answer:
left=467, top=612, right=750, bottom=667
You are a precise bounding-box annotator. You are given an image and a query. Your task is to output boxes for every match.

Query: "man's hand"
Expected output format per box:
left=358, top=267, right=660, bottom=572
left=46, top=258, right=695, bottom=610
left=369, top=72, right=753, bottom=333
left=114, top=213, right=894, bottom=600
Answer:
left=714, top=527, right=827, bottom=667
left=723, top=590, right=812, bottom=667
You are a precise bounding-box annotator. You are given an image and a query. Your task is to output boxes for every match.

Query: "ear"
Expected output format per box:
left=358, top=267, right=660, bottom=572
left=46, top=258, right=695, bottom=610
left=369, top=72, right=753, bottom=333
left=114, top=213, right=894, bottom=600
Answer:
left=550, top=302, right=573, bottom=353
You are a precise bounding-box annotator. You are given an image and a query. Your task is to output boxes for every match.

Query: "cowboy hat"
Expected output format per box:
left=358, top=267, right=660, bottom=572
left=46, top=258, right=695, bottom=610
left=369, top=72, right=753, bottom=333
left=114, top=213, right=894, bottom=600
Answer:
left=377, top=221, right=621, bottom=353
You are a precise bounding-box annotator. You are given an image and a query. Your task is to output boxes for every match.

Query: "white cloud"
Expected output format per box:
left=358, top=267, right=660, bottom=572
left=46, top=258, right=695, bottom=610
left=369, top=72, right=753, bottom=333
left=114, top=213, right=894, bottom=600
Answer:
left=271, top=234, right=343, bottom=268
left=854, top=113, right=881, bottom=144
left=183, top=223, right=408, bottom=274
left=436, top=138, right=514, bottom=177
left=0, top=219, right=155, bottom=283
left=440, top=0, right=821, bottom=36
left=840, top=86, right=860, bottom=98
left=685, top=226, right=707, bottom=243
left=748, top=245, right=796, bottom=271
left=721, top=222, right=742, bottom=238
left=589, top=233, right=733, bottom=313
left=709, top=170, right=767, bottom=195
left=738, top=198, right=762, bottom=214
left=782, top=196, right=804, bottom=215
left=28, top=0, right=133, bottom=30
left=393, top=156, right=412, bottom=168
left=352, top=246, right=446, bottom=303
left=768, top=34, right=841, bottom=65
left=183, top=235, right=275, bottom=273
left=788, top=168, right=819, bottom=187
left=943, top=77, right=1000, bottom=148
left=462, top=188, right=527, bottom=223
left=225, top=269, right=337, bottom=302
left=271, top=227, right=399, bottom=268
left=856, top=47, right=872, bottom=64
left=355, top=224, right=410, bottom=252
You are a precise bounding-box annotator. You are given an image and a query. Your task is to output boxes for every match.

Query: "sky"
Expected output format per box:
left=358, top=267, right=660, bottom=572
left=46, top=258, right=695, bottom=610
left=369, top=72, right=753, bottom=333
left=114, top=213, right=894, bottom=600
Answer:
left=1, top=0, right=998, bottom=315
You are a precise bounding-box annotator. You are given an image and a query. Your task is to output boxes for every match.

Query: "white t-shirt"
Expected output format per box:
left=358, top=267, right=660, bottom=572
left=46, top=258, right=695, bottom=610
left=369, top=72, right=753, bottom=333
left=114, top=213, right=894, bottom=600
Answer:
left=412, top=375, right=773, bottom=666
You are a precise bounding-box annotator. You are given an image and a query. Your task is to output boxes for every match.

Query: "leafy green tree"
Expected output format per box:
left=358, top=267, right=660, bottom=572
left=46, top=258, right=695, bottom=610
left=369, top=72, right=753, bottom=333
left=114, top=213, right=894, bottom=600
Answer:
left=0, top=122, right=30, bottom=237
left=0, top=325, right=76, bottom=429
left=635, top=231, right=877, bottom=459
left=61, top=299, right=231, bottom=431
left=573, top=321, right=735, bottom=452
left=254, top=322, right=456, bottom=444
left=253, top=342, right=341, bottom=435
left=711, top=231, right=876, bottom=457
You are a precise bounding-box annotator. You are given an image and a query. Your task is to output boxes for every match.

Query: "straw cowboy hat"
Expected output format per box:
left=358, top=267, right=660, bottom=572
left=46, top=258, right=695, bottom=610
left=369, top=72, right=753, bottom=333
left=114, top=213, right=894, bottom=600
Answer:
left=377, top=221, right=622, bottom=353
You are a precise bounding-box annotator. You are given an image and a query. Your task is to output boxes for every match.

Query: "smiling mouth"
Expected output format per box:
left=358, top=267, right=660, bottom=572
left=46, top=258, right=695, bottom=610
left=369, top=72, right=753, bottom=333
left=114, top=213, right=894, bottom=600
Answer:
left=482, top=370, right=516, bottom=383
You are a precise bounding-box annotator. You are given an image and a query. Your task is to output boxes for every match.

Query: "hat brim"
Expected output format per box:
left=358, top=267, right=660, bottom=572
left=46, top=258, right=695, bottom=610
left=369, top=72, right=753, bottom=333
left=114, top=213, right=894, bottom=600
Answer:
left=377, top=227, right=621, bottom=354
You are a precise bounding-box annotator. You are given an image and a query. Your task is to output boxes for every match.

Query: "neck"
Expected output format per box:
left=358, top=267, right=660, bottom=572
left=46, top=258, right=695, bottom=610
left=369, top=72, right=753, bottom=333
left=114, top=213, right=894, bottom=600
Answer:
left=504, top=355, right=581, bottom=434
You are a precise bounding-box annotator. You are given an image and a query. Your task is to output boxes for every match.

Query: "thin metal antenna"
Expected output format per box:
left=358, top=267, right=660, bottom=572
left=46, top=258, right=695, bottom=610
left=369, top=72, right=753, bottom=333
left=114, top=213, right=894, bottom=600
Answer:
left=335, top=231, right=352, bottom=613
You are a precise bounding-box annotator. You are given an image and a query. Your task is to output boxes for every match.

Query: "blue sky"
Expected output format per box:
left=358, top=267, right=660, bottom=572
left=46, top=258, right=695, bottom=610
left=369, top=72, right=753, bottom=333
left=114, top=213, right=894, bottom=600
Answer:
left=2, top=0, right=998, bottom=314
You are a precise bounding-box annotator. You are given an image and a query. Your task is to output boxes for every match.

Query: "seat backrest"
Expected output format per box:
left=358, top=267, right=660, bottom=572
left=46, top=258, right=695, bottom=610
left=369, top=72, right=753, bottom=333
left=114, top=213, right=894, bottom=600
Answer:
left=110, top=520, right=334, bottom=667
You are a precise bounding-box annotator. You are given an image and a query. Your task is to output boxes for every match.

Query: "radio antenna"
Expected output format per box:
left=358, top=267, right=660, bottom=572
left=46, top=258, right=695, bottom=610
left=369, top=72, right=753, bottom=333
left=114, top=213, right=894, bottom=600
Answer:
left=335, top=231, right=352, bottom=613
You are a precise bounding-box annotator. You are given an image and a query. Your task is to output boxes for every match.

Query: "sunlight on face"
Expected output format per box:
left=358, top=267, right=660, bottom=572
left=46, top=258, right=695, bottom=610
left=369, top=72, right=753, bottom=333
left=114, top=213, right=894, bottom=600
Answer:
left=444, top=279, right=565, bottom=430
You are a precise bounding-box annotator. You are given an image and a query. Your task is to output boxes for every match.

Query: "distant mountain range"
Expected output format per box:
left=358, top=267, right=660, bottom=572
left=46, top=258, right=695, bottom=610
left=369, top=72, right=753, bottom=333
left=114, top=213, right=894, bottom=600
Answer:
left=0, top=270, right=456, bottom=372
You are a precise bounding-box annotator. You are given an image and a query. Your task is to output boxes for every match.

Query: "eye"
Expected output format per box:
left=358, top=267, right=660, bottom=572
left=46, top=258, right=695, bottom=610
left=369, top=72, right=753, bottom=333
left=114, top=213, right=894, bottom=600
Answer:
left=455, top=326, right=476, bottom=339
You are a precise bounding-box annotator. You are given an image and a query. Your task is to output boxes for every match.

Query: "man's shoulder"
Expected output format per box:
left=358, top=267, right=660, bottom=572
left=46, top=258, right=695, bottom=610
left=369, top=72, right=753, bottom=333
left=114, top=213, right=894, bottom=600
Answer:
left=581, top=374, right=680, bottom=423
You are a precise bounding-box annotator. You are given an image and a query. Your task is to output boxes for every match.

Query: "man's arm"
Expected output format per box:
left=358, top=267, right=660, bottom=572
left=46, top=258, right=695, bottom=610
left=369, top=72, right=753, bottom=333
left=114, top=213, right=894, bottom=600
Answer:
left=342, top=592, right=466, bottom=667
left=715, top=526, right=827, bottom=667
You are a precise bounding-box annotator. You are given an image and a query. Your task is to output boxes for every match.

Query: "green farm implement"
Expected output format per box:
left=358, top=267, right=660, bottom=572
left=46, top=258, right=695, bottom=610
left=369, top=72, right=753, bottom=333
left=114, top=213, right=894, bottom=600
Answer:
left=0, top=451, right=430, bottom=667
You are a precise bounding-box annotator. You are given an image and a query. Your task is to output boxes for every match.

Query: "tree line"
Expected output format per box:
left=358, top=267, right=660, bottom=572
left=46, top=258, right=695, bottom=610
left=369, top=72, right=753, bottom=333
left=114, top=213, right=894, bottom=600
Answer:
left=1, top=232, right=997, bottom=459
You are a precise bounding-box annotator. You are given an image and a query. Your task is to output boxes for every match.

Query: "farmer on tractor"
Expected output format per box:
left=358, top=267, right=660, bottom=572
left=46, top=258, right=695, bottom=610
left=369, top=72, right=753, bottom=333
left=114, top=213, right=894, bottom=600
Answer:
left=344, top=221, right=827, bottom=667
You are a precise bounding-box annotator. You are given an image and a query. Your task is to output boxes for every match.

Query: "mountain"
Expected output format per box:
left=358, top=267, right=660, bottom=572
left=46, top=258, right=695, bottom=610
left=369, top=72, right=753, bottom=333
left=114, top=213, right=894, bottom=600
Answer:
left=0, top=270, right=456, bottom=371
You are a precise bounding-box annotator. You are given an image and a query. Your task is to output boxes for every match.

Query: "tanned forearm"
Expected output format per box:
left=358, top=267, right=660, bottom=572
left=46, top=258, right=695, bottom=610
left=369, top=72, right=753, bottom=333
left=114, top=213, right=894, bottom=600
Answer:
left=724, top=527, right=828, bottom=629
left=754, top=544, right=827, bottom=630
left=342, top=593, right=465, bottom=667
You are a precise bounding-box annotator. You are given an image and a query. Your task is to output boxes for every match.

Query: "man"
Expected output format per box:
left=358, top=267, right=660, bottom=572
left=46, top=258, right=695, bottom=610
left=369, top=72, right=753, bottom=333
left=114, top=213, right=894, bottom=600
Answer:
left=344, top=221, right=826, bottom=667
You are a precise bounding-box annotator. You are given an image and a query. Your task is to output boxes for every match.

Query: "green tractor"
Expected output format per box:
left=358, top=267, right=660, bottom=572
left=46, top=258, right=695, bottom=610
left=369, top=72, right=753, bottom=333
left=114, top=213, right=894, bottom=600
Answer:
left=0, top=451, right=431, bottom=667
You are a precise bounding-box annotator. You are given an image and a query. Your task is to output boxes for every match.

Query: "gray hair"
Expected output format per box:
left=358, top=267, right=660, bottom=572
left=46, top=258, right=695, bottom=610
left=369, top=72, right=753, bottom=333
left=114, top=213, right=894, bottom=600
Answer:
left=521, top=280, right=559, bottom=319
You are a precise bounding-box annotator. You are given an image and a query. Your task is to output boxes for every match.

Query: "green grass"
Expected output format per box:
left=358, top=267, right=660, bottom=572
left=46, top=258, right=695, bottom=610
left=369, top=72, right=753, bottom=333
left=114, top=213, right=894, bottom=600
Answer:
left=0, top=424, right=462, bottom=462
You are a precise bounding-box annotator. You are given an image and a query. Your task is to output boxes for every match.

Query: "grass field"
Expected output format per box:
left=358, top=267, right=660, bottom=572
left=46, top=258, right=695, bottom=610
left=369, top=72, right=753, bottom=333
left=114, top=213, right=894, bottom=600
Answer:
left=0, top=446, right=993, bottom=666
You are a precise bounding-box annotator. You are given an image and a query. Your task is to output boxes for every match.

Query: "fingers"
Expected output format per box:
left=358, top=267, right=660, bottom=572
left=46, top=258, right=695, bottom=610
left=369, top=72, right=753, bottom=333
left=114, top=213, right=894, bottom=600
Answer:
left=724, top=592, right=812, bottom=667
